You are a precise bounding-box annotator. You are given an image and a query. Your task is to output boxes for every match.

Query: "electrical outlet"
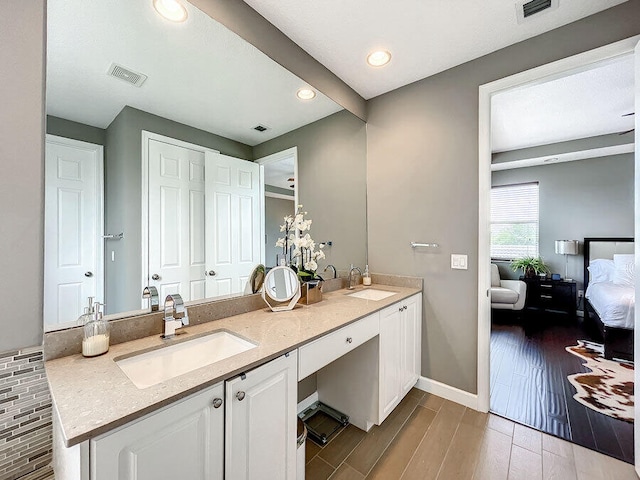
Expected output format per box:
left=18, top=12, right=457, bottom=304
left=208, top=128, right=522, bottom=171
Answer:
left=578, top=289, right=584, bottom=298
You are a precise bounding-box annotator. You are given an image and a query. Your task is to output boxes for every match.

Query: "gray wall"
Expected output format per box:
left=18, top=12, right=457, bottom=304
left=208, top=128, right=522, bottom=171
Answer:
left=493, top=154, right=634, bottom=292
left=46, top=115, right=106, bottom=146
left=265, top=196, right=295, bottom=268
left=366, top=1, right=640, bottom=394
left=0, top=0, right=45, bottom=352
left=104, top=106, right=254, bottom=314
left=254, top=110, right=368, bottom=273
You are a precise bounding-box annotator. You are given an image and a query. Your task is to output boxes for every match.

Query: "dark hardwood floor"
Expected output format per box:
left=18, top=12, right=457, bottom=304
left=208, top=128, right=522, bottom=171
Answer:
left=490, top=313, right=634, bottom=464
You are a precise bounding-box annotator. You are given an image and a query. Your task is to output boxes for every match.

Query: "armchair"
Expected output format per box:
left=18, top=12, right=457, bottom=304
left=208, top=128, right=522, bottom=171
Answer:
left=490, top=264, right=526, bottom=311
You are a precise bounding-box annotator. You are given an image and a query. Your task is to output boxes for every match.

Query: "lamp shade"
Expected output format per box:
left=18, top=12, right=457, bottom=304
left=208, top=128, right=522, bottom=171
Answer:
left=555, top=240, right=579, bottom=255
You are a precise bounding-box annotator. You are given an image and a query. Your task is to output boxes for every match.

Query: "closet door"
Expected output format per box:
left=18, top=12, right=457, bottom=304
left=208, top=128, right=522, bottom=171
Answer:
left=205, top=152, right=262, bottom=298
left=148, top=139, right=206, bottom=302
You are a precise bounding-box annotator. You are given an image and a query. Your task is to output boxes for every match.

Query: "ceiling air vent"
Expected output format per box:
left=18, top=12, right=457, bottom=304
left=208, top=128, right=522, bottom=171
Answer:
left=107, top=63, right=147, bottom=87
left=253, top=125, right=269, bottom=132
left=516, top=0, right=558, bottom=23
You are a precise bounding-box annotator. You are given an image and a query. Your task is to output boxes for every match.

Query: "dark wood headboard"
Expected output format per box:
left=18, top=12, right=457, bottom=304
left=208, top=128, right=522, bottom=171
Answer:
left=583, top=237, right=634, bottom=290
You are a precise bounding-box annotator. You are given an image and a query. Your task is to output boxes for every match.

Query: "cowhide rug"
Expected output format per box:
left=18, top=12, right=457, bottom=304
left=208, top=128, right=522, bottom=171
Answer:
left=566, top=340, right=634, bottom=423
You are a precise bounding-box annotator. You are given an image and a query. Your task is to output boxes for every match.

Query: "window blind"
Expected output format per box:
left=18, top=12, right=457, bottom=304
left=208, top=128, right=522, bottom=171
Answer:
left=491, top=183, right=539, bottom=259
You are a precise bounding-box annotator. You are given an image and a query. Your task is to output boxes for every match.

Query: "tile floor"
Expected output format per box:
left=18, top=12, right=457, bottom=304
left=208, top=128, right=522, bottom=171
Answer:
left=305, top=388, right=638, bottom=480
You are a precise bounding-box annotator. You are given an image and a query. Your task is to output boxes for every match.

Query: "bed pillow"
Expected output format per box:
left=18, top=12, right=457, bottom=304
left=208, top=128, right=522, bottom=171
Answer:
left=612, top=254, right=635, bottom=286
left=587, top=259, right=615, bottom=284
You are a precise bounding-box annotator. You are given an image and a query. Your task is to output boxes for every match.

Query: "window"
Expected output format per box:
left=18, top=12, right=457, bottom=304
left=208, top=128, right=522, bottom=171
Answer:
left=491, top=182, right=539, bottom=260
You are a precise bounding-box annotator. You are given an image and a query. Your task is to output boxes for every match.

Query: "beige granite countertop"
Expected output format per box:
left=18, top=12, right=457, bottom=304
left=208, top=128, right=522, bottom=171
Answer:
left=46, top=284, right=421, bottom=447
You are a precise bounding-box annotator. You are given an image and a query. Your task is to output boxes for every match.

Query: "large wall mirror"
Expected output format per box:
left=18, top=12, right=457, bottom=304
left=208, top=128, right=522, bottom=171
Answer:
left=44, top=0, right=367, bottom=331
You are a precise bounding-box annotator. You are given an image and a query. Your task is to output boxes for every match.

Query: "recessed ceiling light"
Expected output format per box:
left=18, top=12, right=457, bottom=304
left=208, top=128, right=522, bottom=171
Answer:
left=296, top=88, right=316, bottom=100
left=367, top=50, right=392, bottom=67
left=153, top=0, right=188, bottom=22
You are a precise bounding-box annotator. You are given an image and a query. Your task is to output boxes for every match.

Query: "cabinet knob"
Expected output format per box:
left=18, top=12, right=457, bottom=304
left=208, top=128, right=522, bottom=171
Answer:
left=346, top=337, right=353, bottom=344
left=151, top=274, right=160, bottom=281
left=212, top=398, right=223, bottom=408
left=84, top=271, right=93, bottom=278
left=205, top=270, right=216, bottom=276
left=236, top=391, right=246, bottom=401
left=399, top=307, right=403, bottom=312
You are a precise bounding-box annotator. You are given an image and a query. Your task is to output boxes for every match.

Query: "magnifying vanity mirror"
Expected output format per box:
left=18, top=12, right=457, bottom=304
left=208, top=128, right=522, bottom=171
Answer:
left=262, top=266, right=301, bottom=312
left=43, top=0, right=367, bottom=332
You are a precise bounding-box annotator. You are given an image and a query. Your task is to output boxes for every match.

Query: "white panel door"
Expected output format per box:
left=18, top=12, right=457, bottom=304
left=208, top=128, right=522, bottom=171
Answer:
left=148, top=140, right=206, bottom=302
left=91, top=382, right=224, bottom=480
left=400, top=294, right=422, bottom=396
left=44, top=136, right=103, bottom=330
left=379, top=304, right=403, bottom=422
left=205, top=152, right=262, bottom=298
left=225, top=351, right=297, bottom=480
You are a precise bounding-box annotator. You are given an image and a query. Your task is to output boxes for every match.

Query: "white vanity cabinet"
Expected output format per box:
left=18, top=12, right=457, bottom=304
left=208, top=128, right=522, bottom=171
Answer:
left=225, top=351, right=297, bottom=480
left=91, top=382, right=224, bottom=480
left=379, top=293, right=422, bottom=423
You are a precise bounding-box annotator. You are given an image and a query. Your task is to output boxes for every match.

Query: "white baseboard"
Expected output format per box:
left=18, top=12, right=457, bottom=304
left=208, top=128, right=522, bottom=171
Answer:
left=297, top=391, right=319, bottom=414
left=415, top=376, right=479, bottom=410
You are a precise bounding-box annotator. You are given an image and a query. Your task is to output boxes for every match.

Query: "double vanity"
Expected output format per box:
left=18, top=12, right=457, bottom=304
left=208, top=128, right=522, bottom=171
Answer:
left=46, top=278, right=422, bottom=480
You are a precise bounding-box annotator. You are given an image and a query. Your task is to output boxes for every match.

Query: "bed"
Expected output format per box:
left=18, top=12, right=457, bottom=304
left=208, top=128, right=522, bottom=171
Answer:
left=583, top=237, right=634, bottom=361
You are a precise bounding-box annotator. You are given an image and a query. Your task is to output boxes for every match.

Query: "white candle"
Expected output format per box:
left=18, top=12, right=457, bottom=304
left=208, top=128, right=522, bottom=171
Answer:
left=82, top=334, right=110, bottom=357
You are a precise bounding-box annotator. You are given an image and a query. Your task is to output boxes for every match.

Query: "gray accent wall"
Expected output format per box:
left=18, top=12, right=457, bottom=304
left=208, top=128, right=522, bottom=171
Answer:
left=254, top=110, right=368, bottom=273
left=366, top=2, right=640, bottom=394
left=493, top=154, right=634, bottom=293
left=0, top=0, right=45, bottom=353
left=265, top=196, right=295, bottom=268
left=104, top=106, right=254, bottom=314
left=46, top=116, right=106, bottom=146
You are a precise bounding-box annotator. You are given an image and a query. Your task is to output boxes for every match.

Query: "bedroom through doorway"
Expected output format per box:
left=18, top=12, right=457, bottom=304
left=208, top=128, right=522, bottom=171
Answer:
left=488, top=53, right=635, bottom=464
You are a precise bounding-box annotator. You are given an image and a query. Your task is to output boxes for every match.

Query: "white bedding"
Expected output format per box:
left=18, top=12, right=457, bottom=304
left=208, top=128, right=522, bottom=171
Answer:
left=585, top=281, right=635, bottom=329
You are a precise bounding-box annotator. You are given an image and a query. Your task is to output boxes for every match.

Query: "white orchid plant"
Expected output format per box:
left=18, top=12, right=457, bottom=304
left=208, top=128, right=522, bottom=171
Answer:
left=275, top=205, right=326, bottom=282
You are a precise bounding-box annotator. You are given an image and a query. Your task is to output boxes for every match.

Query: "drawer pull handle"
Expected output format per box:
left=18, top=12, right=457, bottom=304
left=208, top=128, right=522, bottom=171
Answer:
left=346, top=337, right=353, bottom=344
left=541, top=285, right=552, bottom=288
left=236, top=391, right=246, bottom=401
left=541, top=295, right=553, bottom=299
left=213, top=398, right=223, bottom=408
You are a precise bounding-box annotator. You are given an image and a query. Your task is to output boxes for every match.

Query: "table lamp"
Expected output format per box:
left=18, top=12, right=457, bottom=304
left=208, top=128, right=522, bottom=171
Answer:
left=555, top=240, right=579, bottom=281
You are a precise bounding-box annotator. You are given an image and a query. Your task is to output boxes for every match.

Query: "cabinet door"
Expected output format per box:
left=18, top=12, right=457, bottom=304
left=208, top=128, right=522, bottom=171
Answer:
left=401, top=294, right=422, bottom=396
left=225, top=351, right=297, bottom=480
left=91, top=383, right=224, bottom=480
left=379, top=304, right=403, bottom=422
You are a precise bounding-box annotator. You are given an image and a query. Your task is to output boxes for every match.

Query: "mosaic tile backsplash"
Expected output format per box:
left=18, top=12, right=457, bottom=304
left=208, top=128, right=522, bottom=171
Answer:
left=0, top=346, right=53, bottom=480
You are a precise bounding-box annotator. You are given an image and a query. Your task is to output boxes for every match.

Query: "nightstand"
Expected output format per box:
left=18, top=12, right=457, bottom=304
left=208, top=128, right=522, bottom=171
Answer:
left=521, top=277, right=577, bottom=318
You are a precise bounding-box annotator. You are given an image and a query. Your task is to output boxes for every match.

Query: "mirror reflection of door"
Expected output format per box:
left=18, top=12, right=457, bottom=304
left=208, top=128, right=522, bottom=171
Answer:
left=256, top=148, right=298, bottom=268
left=44, top=135, right=104, bottom=330
left=144, top=132, right=263, bottom=304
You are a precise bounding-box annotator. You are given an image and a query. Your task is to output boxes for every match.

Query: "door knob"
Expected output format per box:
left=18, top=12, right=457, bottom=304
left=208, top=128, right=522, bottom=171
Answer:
left=152, top=274, right=160, bottom=281
left=84, top=271, right=93, bottom=277
left=236, top=391, right=246, bottom=401
left=205, top=270, right=216, bottom=276
left=212, top=398, right=223, bottom=408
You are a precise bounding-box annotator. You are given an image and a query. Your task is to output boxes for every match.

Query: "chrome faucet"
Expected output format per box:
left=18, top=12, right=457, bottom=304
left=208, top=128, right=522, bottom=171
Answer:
left=163, top=294, right=189, bottom=338
left=142, top=286, right=159, bottom=311
left=348, top=266, right=362, bottom=290
left=323, top=264, right=337, bottom=279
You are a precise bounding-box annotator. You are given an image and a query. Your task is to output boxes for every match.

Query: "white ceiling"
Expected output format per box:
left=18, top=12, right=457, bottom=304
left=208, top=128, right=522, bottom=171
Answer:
left=244, top=0, right=627, bottom=99
left=264, top=156, right=295, bottom=191
left=46, top=0, right=342, bottom=146
left=491, top=54, right=635, bottom=152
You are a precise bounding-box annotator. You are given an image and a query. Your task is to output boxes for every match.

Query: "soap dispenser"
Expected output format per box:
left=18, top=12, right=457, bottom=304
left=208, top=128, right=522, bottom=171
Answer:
left=363, top=265, right=372, bottom=286
left=82, top=302, right=110, bottom=357
left=76, top=297, right=95, bottom=326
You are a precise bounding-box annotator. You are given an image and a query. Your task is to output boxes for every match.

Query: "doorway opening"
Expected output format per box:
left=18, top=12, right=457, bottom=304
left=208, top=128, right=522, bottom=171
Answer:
left=478, top=39, right=638, bottom=464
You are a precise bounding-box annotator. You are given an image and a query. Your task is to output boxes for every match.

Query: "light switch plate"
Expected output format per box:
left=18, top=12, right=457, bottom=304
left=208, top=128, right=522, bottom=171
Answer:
left=451, top=254, right=468, bottom=270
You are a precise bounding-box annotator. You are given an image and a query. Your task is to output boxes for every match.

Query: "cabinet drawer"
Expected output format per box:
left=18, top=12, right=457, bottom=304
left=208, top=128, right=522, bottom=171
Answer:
left=298, top=313, right=379, bottom=380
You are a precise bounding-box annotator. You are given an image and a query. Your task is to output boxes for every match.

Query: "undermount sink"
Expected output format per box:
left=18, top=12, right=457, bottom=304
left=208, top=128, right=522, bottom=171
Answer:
left=116, top=330, right=257, bottom=389
left=347, top=288, right=396, bottom=301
